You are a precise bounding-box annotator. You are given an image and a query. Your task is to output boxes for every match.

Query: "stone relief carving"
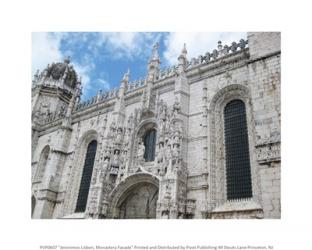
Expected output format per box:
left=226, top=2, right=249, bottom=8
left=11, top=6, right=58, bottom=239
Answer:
left=255, top=142, right=280, bottom=164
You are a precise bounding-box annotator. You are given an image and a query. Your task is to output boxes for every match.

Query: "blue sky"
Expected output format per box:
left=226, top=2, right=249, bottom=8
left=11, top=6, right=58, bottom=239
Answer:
left=32, top=32, right=246, bottom=101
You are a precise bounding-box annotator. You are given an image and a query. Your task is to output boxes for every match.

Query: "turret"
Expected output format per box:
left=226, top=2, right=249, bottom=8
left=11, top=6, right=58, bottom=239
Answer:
left=31, top=57, right=80, bottom=125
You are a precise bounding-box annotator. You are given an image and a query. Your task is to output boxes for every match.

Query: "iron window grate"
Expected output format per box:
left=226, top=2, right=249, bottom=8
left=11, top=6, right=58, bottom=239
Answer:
left=75, top=140, right=97, bottom=212
left=144, top=129, right=156, bottom=162
left=224, top=100, right=252, bottom=200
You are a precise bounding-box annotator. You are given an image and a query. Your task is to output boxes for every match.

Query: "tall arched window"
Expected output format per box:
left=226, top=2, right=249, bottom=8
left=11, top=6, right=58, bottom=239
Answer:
left=224, top=99, right=252, bottom=200
left=144, top=129, right=156, bottom=162
left=75, top=140, right=97, bottom=212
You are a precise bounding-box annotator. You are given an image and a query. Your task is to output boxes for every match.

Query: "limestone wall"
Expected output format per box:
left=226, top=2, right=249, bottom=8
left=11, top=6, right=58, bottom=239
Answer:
left=248, top=32, right=281, bottom=59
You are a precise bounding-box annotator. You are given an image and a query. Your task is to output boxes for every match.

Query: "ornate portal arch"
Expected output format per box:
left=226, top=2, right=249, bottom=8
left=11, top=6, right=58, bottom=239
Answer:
left=107, top=172, right=160, bottom=218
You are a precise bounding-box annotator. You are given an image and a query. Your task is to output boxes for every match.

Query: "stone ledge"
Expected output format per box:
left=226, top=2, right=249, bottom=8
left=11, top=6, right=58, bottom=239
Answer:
left=212, top=199, right=262, bottom=213
left=60, top=212, right=85, bottom=219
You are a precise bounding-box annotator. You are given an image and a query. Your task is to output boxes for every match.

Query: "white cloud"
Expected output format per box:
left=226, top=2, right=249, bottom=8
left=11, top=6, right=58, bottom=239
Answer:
left=98, top=32, right=162, bottom=60
left=163, top=32, right=247, bottom=65
left=71, top=62, right=93, bottom=92
left=31, top=32, right=64, bottom=76
left=96, top=78, right=111, bottom=91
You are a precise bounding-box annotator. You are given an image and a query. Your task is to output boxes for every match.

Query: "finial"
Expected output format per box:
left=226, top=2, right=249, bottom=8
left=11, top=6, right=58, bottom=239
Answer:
left=151, top=42, right=160, bottom=60
left=180, top=43, right=187, bottom=58
left=217, top=41, right=223, bottom=51
left=64, top=56, right=71, bottom=64
left=122, top=68, right=130, bottom=82
left=178, top=43, right=188, bottom=67
left=182, top=43, right=187, bottom=54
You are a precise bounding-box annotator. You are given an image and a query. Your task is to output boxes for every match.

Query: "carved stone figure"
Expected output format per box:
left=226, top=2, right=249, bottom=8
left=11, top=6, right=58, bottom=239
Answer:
left=164, top=142, right=172, bottom=162
left=111, top=150, right=120, bottom=166
left=99, top=158, right=109, bottom=183
left=137, top=138, right=145, bottom=161
left=157, top=143, right=165, bottom=164
left=116, top=128, right=123, bottom=144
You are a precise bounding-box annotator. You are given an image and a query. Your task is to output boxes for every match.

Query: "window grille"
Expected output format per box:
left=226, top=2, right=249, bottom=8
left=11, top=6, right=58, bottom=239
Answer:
left=75, top=140, right=97, bottom=212
left=144, top=129, right=156, bottom=162
left=224, top=100, right=252, bottom=200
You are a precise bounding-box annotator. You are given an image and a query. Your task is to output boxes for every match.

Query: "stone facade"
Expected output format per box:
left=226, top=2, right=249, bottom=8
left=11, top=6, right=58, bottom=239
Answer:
left=31, top=32, right=281, bottom=219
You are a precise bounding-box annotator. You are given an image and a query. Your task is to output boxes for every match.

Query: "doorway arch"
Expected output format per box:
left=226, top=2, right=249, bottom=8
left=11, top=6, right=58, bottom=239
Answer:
left=108, top=173, right=159, bottom=219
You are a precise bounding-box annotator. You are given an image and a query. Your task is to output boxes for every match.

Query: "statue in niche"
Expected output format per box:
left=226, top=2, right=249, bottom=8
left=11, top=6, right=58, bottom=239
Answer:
left=172, top=145, right=180, bottom=168
left=164, top=117, right=171, bottom=133
left=135, top=108, right=142, bottom=124
left=111, top=150, right=120, bottom=166
left=159, top=118, right=165, bottom=137
left=157, top=143, right=165, bottom=164
left=127, top=114, right=134, bottom=129
left=119, top=149, right=126, bottom=167
left=173, top=125, right=182, bottom=146
left=116, top=128, right=123, bottom=144
left=123, top=130, right=130, bottom=147
left=172, top=145, right=179, bottom=158
left=99, top=158, right=109, bottom=183
left=162, top=103, right=168, bottom=119
left=164, top=140, right=172, bottom=163
left=137, top=138, right=145, bottom=161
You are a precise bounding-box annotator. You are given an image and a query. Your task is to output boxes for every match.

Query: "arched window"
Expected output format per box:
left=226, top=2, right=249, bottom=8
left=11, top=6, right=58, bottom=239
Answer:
left=35, top=146, right=50, bottom=182
left=224, top=99, right=252, bottom=200
left=75, top=140, right=97, bottom=212
left=144, top=129, right=156, bottom=162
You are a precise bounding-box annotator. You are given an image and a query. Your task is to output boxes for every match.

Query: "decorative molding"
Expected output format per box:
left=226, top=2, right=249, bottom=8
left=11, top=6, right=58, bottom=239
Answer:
left=255, top=142, right=281, bottom=164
